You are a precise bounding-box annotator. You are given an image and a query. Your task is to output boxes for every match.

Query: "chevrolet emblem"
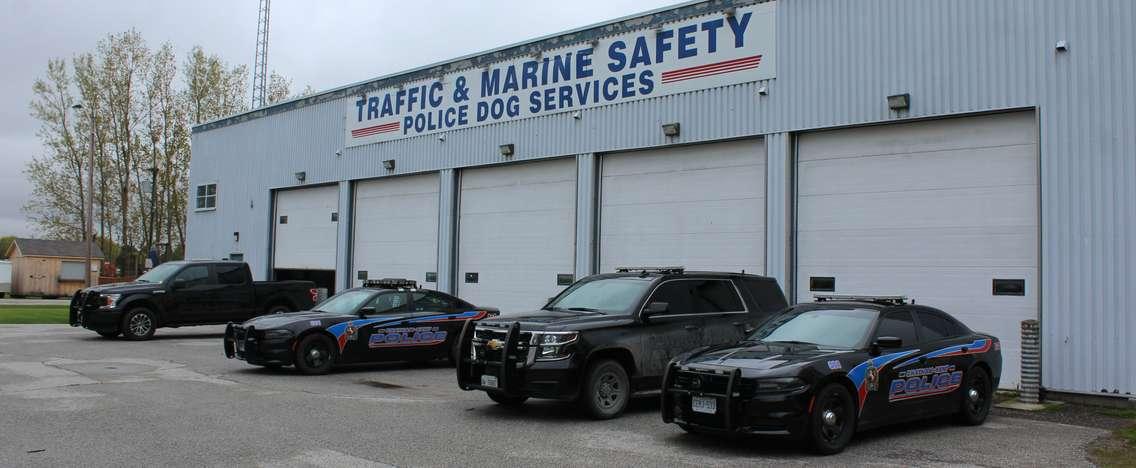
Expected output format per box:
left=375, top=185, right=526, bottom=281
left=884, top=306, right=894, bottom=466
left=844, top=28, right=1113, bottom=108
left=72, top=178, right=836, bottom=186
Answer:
left=486, top=339, right=504, bottom=351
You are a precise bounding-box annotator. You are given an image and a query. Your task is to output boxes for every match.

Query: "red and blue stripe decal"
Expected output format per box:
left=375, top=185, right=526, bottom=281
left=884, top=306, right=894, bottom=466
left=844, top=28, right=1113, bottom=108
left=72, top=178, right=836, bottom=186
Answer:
left=326, top=311, right=488, bottom=352
left=893, top=339, right=992, bottom=370
left=846, top=350, right=919, bottom=414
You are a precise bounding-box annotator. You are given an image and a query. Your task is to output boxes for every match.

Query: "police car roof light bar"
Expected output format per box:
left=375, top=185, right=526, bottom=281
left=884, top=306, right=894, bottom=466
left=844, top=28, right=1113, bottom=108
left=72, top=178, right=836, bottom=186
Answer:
left=814, top=294, right=909, bottom=306
left=363, top=278, right=419, bottom=290
left=614, top=266, right=685, bottom=274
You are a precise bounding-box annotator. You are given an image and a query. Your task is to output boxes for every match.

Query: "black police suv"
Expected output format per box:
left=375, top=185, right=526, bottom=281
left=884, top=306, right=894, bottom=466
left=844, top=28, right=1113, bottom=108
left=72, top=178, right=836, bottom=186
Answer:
left=71, top=261, right=316, bottom=340
left=456, top=267, right=789, bottom=419
left=225, top=279, right=498, bottom=374
left=661, top=295, right=1002, bottom=454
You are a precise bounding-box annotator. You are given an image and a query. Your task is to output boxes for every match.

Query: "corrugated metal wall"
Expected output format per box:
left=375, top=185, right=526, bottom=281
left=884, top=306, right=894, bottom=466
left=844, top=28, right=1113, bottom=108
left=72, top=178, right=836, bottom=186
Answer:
left=188, top=0, right=1136, bottom=395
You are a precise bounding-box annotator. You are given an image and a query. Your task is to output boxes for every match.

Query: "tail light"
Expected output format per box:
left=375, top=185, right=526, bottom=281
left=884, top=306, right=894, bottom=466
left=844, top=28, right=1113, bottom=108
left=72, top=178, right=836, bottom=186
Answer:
left=309, top=288, right=319, bottom=303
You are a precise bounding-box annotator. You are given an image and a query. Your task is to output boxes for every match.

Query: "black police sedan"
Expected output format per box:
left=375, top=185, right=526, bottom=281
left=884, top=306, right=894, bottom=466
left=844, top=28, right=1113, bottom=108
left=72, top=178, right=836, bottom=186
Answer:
left=224, top=279, right=497, bottom=374
left=661, top=295, right=1001, bottom=454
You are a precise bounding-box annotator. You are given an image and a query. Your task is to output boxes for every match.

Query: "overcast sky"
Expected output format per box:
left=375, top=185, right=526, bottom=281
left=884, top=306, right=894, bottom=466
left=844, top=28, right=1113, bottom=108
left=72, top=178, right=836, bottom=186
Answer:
left=0, top=0, right=672, bottom=237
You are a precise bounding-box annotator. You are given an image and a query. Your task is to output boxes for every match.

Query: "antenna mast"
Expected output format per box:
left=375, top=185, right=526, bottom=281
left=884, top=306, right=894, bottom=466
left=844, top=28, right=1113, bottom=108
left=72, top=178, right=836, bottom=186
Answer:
left=252, top=0, right=271, bottom=108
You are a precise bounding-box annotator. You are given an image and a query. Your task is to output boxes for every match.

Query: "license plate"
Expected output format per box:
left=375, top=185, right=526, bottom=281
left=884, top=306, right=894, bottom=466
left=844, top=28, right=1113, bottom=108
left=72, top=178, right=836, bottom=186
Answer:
left=480, top=375, right=498, bottom=388
left=691, top=396, right=717, bottom=414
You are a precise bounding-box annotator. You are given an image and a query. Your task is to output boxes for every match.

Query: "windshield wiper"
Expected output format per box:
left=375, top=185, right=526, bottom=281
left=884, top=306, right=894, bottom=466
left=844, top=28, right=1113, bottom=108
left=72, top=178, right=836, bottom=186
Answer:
left=564, top=307, right=603, bottom=315
left=135, top=279, right=150, bottom=283
left=765, top=340, right=818, bottom=347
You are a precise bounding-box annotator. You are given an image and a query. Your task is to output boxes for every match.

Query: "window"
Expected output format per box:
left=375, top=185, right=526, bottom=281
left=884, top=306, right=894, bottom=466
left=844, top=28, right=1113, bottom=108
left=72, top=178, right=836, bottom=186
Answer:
left=409, top=292, right=461, bottom=312
left=753, top=307, right=879, bottom=349
left=195, top=184, right=217, bottom=210
left=365, top=292, right=406, bottom=315
left=215, top=264, right=246, bottom=285
left=876, top=311, right=919, bottom=347
left=60, top=261, right=87, bottom=281
left=548, top=277, right=654, bottom=315
left=916, top=311, right=967, bottom=341
left=648, top=279, right=744, bottom=315
left=741, top=277, right=789, bottom=313
left=173, top=265, right=211, bottom=288
left=312, top=290, right=373, bottom=315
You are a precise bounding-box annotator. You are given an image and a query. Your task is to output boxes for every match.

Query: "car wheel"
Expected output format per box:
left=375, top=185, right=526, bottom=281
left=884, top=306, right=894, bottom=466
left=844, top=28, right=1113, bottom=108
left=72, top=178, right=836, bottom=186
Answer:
left=956, top=367, right=992, bottom=426
left=97, top=330, right=119, bottom=339
left=294, top=334, right=335, bottom=375
left=121, top=308, right=157, bottom=341
left=581, top=359, right=630, bottom=420
left=487, top=392, right=528, bottom=406
left=808, top=383, right=856, bottom=455
left=266, top=304, right=291, bottom=315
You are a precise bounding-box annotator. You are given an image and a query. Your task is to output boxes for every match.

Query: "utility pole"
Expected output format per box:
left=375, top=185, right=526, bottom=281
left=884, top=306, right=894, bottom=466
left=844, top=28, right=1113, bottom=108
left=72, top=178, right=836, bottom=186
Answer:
left=251, top=0, right=271, bottom=108
left=72, top=103, right=96, bottom=288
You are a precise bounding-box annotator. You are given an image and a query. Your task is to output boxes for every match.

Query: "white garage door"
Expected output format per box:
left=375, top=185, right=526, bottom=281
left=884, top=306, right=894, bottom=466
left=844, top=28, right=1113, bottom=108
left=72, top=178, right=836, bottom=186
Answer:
left=458, top=159, right=576, bottom=313
left=796, top=111, right=1038, bottom=388
left=600, top=139, right=766, bottom=274
left=273, top=185, right=339, bottom=270
left=352, top=174, right=439, bottom=288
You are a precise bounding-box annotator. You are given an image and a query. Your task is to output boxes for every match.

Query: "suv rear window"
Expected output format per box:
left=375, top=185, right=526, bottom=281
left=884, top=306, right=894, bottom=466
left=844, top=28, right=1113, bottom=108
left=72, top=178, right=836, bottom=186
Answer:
left=740, top=277, right=789, bottom=313
left=648, top=279, right=744, bottom=314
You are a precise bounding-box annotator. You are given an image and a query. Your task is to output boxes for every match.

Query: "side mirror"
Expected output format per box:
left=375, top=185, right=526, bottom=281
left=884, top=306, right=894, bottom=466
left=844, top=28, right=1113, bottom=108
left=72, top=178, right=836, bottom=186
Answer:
left=642, top=301, right=669, bottom=318
left=171, top=279, right=187, bottom=290
left=875, top=336, right=903, bottom=348
left=359, top=306, right=376, bottom=316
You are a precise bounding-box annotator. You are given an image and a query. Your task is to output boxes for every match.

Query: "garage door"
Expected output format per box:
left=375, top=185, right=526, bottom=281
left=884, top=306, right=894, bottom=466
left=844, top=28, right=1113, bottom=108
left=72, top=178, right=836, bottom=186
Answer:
left=600, top=139, right=766, bottom=274
left=352, top=174, right=439, bottom=288
left=458, top=159, right=576, bottom=313
left=273, top=184, right=339, bottom=271
left=796, top=111, right=1038, bottom=388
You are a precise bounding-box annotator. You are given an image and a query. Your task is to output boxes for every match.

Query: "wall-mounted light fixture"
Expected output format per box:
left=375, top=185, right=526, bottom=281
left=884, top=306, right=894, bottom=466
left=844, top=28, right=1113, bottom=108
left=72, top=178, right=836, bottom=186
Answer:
left=335, top=150, right=342, bottom=158
left=887, top=93, right=910, bottom=111
left=233, top=231, right=240, bottom=243
left=724, top=7, right=736, bottom=18
left=294, top=171, right=306, bottom=183
left=572, top=111, right=582, bottom=120
left=382, top=159, right=396, bottom=171
left=662, top=122, right=681, bottom=137
left=438, top=133, right=446, bottom=142
left=1055, top=40, right=1068, bottom=52
left=757, top=85, right=769, bottom=96
left=499, top=143, right=515, bottom=157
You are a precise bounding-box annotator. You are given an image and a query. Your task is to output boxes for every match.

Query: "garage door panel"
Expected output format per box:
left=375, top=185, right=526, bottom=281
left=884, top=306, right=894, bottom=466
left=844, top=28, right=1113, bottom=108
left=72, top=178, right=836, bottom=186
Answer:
left=798, top=112, right=1036, bottom=162
left=799, top=144, right=1036, bottom=196
left=459, top=159, right=576, bottom=313
left=797, top=112, right=1037, bottom=388
left=600, top=139, right=766, bottom=275
left=798, top=227, right=1037, bottom=268
left=799, top=185, right=1037, bottom=230
left=274, top=185, right=340, bottom=271
left=352, top=174, right=439, bottom=287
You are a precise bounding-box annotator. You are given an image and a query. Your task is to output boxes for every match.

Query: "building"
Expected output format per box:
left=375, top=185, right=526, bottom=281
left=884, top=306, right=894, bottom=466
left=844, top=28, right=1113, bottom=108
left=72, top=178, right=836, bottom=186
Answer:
left=4, top=238, right=104, bottom=297
left=188, top=0, right=1135, bottom=398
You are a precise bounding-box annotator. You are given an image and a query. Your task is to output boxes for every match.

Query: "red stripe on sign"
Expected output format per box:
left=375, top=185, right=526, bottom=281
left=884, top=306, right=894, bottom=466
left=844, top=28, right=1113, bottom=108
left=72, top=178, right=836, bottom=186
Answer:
left=351, top=122, right=400, bottom=137
left=662, top=55, right=762, bottom=80
left=661, top=61, right=761, bottom=84
left=663, top=56, right=761, bottom=81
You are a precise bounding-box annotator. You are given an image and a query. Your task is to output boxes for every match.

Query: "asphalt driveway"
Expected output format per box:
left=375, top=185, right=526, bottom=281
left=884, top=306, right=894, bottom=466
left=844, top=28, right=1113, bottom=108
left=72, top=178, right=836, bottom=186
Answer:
left=0, top=325, right=1107, bottom=467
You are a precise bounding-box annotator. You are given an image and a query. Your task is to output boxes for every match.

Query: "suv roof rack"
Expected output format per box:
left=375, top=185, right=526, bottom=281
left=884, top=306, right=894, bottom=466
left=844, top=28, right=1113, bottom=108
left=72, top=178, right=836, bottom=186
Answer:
left=614, top=266, right=685, bottom=275
left=363, top=278, right=418, bottom=290
left=814, top=294, right=909, bottom=306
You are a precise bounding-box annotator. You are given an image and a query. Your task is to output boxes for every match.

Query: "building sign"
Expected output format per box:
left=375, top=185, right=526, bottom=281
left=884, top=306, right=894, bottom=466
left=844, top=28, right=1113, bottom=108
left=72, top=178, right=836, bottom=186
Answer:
left=345, top=2, right=776, bottom=147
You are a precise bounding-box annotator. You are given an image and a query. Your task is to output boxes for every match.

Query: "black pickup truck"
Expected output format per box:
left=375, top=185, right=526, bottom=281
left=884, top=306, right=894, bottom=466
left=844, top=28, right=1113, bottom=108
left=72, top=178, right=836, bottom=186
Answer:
left=457, top=267, right=789, bottom=419
left=70, top=261, right=317, bottom=340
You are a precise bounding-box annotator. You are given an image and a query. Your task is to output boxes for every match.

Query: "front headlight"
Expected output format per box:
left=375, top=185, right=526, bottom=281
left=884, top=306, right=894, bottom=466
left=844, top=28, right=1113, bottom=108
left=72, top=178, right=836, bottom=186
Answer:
left=754, top=377, right=807, bottom=392
left=262, top=329, right=294, bottom=340
left=100, top=294, right=121, bottom=309
left=532, top=331, right=578, bottom=361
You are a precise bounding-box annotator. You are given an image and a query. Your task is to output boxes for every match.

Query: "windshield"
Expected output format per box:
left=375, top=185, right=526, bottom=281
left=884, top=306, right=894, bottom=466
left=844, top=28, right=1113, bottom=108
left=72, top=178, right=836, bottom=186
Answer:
left=547, top=277, right=654, bottom=315
left=135, top=263, right=183, bottom=283
left=312, top=290, right=375, bottom=315
left=749, top=307, right=880, bottom=349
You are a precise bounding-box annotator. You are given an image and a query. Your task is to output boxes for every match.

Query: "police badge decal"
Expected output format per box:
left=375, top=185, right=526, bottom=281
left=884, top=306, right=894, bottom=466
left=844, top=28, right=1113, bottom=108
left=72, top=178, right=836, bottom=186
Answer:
left=866, top=361, right=880, bottom=392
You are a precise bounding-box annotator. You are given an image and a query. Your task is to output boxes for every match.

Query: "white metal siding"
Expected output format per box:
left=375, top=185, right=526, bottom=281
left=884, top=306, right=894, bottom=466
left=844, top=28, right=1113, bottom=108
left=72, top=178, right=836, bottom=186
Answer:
left=273, top=185, right=339, bottom=270
left=599, top=140, right=766, bottom=274
left=457, top=159, right=576, bottom=313
left=796, top=112, right=1038, bottom=388
left=351, top=174, right=440, bottom=288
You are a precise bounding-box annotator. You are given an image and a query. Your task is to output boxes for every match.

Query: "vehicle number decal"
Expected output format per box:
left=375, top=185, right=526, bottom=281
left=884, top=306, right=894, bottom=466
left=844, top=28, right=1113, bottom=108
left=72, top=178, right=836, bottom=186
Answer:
left=368, top=326, right=448, bottom=348
left=309, top=320, right=321, bottom=326
left=827, top=360, right=842, bottom=370
left=889, top=364, right=963, bottom=402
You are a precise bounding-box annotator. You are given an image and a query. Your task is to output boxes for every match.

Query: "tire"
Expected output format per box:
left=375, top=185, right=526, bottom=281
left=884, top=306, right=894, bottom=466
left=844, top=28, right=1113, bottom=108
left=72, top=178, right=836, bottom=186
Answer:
left=488, top=392, right=528, bottom=406
left=580, top=359, right=631, bottom=420
left=266, top=304, right=291, bottom=315
left=97, top=330, right=119, bottom=339
left=808, top=383, right=857, bottom=455
left=293, top=334, right=335, bottom=375
left=120, top=308, right=157, bottom=341
left=956, top=367, right=993, bottom=426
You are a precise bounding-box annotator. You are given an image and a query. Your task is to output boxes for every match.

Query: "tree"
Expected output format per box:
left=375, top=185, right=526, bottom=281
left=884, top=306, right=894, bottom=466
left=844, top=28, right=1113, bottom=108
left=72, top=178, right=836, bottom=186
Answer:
left=266, top=70, right=291, bottom=105
left=0, top=236, right=14, bottom=259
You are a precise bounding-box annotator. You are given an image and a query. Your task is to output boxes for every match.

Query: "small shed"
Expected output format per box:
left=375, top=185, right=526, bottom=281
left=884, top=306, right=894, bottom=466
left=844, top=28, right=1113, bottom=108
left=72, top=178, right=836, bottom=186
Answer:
left=4, top=238, right=104, bottom=298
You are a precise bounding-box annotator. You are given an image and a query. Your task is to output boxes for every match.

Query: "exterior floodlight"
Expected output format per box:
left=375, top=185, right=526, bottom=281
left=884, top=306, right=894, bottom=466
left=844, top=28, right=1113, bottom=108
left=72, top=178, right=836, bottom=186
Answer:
left=499, top=144, right=515, bottom=157
left=382, top=159, right=396, bottom=171
left=294, top=171, right=306, bottom=183
left=662, top=122, right=681, bottom=137
left=887, top=93, right=910, bottom=110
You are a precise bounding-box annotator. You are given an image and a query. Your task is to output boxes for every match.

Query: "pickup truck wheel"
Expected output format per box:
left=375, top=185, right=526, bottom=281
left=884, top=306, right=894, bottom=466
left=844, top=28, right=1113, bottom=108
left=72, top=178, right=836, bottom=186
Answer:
left=581, top=359, right=630, bottom=420
left=487, top=392, right=528, bottom=406
left=121, top=308, right=157, bottom=341
left=294, top=334, right=335, bottom=375
left=97, top=330, right=119, bottom=339
left=266, top=304, right=291, bottom=315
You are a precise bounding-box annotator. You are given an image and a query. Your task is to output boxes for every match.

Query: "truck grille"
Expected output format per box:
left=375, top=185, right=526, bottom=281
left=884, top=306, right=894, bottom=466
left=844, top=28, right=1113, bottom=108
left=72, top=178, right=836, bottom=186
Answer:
left=471, top=326, right=531, bottom=362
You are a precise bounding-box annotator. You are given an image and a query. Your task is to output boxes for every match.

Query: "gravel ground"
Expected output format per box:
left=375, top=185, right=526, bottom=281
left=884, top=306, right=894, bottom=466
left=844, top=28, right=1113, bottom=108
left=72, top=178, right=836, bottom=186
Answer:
left=0, top=324, right=1111, bottom=467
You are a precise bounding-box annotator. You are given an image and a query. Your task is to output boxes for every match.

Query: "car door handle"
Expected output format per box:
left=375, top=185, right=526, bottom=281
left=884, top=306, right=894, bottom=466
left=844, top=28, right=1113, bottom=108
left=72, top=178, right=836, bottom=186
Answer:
left=683, top=325, right=701, bottom=331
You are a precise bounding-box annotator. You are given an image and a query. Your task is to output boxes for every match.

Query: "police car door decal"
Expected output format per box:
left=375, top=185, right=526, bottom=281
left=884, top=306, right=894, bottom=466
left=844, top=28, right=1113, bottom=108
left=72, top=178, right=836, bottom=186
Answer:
left=887, top=339, right=992, bottom=402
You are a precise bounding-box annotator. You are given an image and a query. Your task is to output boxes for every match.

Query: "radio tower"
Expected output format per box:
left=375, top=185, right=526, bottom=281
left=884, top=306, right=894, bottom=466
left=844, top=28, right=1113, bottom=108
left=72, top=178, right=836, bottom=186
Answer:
left=251, top=0, right=271, bottom=108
